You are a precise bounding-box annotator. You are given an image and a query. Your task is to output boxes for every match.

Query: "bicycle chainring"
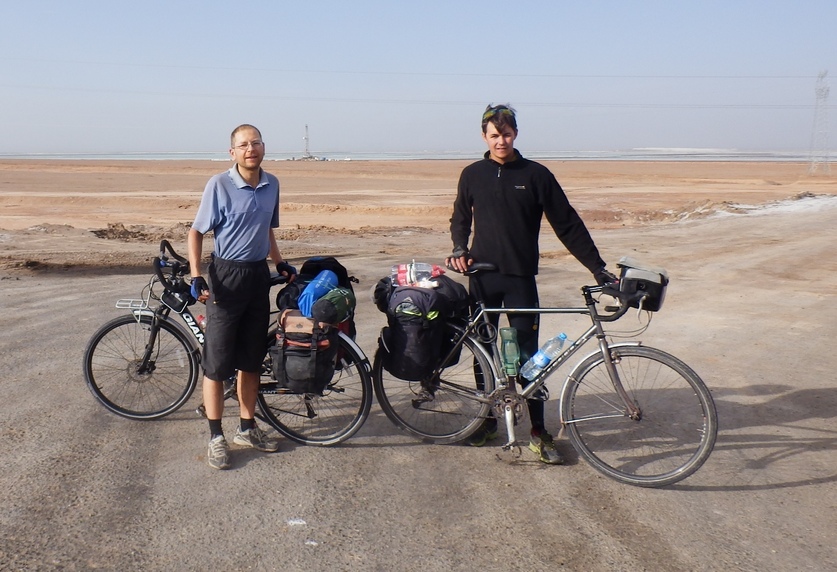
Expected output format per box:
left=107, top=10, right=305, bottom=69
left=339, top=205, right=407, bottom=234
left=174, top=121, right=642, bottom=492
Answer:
left=492, top=389, right=526, bottom=420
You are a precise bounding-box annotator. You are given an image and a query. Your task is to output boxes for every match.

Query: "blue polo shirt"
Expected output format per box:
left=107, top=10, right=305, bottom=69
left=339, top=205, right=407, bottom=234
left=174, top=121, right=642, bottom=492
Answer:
left=192, top=166, right=280, bottom=262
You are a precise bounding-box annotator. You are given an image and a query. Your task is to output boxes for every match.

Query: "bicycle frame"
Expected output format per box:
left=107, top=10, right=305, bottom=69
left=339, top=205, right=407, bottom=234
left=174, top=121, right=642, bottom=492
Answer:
left=435, top=283, right=642, bottom=450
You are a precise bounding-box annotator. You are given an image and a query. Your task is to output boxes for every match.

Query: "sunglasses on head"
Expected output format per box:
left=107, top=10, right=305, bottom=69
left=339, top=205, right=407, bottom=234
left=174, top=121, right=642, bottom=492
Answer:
left=482, top=107, right=514, bottom=122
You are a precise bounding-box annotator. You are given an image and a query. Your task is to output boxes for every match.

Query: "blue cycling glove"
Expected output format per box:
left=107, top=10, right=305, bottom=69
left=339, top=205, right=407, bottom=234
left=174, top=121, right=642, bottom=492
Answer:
left=276, top=261, right=297, bottom=279
left=190, top=276, right=209, bottom=300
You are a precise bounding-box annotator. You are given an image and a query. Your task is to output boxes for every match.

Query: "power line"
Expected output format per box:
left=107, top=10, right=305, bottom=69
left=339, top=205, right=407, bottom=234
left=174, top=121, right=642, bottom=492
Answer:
left=0, top=57, right=825, bottom=80
left=1, top=82, right=833, bottom=110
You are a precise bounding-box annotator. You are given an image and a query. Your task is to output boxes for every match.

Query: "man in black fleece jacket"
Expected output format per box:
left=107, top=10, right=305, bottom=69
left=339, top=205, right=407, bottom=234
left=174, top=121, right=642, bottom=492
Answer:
left=447, top=104, right=616, bottom=464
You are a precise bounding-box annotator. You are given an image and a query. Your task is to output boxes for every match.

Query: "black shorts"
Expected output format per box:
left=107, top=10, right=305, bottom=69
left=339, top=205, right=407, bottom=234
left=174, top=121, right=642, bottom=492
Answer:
left=202, top=256, right=270, bottom=382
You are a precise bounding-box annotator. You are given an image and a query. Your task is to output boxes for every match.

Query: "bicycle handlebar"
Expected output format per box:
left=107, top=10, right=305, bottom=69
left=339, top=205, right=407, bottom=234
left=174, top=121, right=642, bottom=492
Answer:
left=159, top=239, right=188, bottom=265
left=444, top=260, right=497, bottom=275
left=586, top=283, right=654, bottom=322
left=153, top=240, right=191, bottom=294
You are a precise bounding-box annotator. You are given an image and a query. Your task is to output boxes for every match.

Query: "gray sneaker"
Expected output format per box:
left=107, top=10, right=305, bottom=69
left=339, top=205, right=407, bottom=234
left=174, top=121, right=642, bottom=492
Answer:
left=529, top=431, right=564, bottom=465
left=233, top=425, right=280, bottom=453
left=468, top=419, right=499, bottom=447
left=207, top=435, right=230, bottom=470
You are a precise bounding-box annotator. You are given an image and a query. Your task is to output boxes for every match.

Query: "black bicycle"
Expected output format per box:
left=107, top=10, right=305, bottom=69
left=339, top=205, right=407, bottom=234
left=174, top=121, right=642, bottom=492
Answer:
left=82, top=240, right=373, bottom=446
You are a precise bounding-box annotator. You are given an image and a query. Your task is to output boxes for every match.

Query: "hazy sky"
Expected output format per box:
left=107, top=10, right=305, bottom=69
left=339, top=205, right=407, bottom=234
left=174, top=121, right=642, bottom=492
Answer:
left=2, top=1, right=835, bottom=155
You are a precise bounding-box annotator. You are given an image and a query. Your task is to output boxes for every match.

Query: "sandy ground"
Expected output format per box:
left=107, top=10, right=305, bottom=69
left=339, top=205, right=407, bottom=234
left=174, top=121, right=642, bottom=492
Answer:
left=1, top=159, right=837, bottom=571
left=1, top=159, right=834, bottom=270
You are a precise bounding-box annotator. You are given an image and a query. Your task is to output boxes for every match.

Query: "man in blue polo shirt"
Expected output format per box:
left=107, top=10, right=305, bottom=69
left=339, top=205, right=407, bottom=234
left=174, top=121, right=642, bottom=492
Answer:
left=188, top=124, right=297, bottom=470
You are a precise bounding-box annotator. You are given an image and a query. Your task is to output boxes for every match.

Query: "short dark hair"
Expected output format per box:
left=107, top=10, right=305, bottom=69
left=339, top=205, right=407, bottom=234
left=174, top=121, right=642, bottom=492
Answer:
left=481, top=104, right=517, bottom=133
left=230, top=124, right=262, bottom=145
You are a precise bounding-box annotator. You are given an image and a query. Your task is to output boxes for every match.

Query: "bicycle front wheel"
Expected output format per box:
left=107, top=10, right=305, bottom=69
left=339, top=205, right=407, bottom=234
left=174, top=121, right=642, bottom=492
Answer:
left=257, top=333, right=373, bottom=446
left=562, top=345, right=718, bottom=488
left=372, top=328, right=495, bottom=445
left=83, top=314, right=200, bottom=420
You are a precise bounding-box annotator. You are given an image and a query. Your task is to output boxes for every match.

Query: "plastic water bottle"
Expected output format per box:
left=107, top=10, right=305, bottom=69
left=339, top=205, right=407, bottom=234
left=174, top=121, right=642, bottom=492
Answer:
left=391, top=260, right=445, bottom=286
left=519, top=333, right=568, bottom=381
left=499, top=327, right=520, bottom=376
left=196, top=314, right=207, bottom=330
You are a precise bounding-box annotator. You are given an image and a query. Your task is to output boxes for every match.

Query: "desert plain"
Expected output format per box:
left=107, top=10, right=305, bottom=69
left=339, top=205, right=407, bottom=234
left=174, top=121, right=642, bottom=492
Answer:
left=1, top=158, right=836, bottom=571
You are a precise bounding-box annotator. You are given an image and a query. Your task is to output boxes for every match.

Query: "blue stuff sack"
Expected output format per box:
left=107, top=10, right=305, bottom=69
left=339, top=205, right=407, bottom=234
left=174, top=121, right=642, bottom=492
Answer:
left=297, top=269, right=338, bottom=317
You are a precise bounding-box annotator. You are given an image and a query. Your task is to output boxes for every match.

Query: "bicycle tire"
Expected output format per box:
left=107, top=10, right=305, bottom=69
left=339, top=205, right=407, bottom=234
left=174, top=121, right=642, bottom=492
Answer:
left=562, top=345, right=718, bottom=488
left=372, top=326, right=495, bottom=444
left=257, top=333, right=373, bottom=446
left=83, top=314, right=200, bottom=420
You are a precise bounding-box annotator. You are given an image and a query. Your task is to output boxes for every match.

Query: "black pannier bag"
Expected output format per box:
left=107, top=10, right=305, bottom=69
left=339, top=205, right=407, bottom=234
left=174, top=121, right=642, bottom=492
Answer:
left=380, top=285, right=447, bottom=381
left=373, top=274, right=470, bottom=318
left=300, top=256, right=355, bottom=292
left=431, top=274, right=470, bottom=367
left=432, top=274, right=471, bottom=319
left=275, top=276, right=311, bottom=313
left=270, top=309, right=338, bottom=394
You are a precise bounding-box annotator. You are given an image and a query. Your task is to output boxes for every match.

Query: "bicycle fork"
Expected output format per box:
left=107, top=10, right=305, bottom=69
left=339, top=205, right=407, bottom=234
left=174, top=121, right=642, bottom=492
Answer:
left=597, top=338, right=642, bottom=420
left=135, top=309, right=167, bottom=376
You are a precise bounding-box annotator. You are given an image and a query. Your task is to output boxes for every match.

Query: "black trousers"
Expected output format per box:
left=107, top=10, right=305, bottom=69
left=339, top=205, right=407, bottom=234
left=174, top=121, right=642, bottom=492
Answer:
left=470, top=271, right=546, bottom=432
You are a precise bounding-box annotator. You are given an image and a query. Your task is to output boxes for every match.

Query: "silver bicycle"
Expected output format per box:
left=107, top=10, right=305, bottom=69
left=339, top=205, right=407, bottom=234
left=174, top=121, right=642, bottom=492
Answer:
left=372, top=260, right=718, bottom=487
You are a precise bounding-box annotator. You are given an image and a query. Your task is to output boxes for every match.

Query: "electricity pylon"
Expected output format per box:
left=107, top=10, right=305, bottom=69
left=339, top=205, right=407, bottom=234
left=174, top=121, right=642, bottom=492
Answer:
left=808, top=71, right=830, bottom=175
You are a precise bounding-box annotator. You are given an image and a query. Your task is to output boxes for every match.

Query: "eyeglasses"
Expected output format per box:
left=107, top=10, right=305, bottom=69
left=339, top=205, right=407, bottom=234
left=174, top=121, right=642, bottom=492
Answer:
left=233, top=140, right=264, bottom=151
left=482, top=107, right=514, bottom=122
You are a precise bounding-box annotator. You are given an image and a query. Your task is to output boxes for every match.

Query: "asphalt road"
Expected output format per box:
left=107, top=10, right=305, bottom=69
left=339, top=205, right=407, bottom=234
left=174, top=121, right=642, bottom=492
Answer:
left=2, top=204, right=836, bottom=571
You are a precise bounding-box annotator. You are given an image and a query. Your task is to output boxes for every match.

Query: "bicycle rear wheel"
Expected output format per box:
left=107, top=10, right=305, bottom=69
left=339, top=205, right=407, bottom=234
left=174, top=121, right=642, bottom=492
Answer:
left=562, top=345, right=718, bottom=487
left=257, top=333, right=373, bottom=446
left=83, top=314, right=200, bottom=420
left=372, top=327, right=495, bottom=444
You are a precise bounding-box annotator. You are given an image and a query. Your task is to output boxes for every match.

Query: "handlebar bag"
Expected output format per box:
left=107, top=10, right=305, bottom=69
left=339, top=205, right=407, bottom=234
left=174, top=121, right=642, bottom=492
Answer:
left=270, top=310, right=338, bottom=394
left=616, top=257, right=670, bottom=312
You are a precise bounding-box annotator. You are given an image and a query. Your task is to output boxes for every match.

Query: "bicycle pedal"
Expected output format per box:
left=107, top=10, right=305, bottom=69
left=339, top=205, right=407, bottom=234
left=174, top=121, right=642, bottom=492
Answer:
left=495, top=444, right=523, bottom=462
left=501, top=440, right=527, bottom=451
left=195, top=404, right=207, bottom=418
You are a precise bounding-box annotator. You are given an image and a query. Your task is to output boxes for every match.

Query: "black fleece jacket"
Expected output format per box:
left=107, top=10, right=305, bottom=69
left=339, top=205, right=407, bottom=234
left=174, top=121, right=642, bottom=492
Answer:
left=450, top=150, right=605, bottom=276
